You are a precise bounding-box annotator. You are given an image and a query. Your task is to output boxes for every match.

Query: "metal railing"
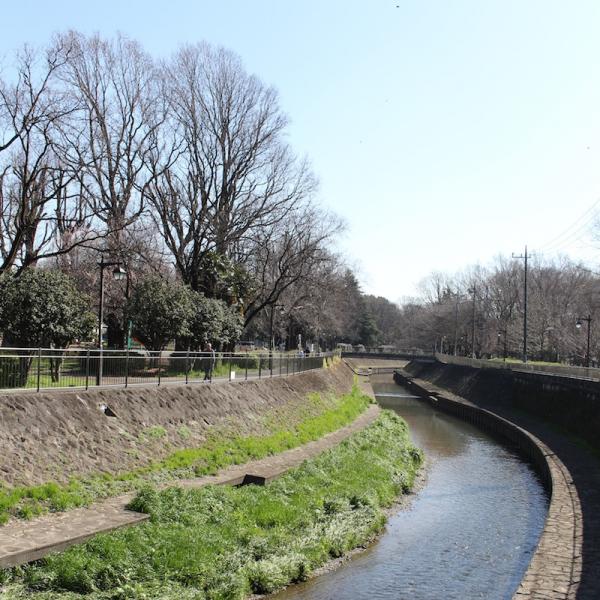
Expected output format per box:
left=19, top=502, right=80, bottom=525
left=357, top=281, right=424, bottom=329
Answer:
left=436, top=352, right=600, bottom=382
left=346, top=365, right=399, bottom=376
left=0, top=347, right=337, bottom=393
left=342, top=347, right=430, bottom=355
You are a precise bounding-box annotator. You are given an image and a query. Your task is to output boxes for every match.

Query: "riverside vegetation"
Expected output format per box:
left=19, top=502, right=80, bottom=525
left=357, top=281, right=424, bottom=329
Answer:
left=0, top=380, right=366, bottom=524
left=1, top=411, right=422, bottom=599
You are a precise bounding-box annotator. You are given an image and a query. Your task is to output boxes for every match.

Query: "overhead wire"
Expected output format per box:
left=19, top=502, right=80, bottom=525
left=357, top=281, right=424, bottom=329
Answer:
left=537, top=197, right=600, bottom=248
left=536, top=197, right=600, bottom=254
left=541, top=219, right=596, bottom=253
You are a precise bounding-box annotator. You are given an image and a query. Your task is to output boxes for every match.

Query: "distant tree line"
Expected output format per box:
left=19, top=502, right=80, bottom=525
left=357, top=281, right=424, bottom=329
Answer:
left=394, top=255, right=600, bottom=364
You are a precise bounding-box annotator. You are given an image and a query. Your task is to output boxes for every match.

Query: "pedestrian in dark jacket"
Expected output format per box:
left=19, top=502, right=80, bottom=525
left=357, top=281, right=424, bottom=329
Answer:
left=204, top=342, right=216, bottom=381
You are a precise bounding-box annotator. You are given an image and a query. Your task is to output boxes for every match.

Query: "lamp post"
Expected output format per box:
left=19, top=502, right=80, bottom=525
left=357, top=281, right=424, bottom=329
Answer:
left=97, top=256, right=127, bottom=385
left=575, top=315, right=592, bottom=368
left=497, top=328, right=508, bottom=361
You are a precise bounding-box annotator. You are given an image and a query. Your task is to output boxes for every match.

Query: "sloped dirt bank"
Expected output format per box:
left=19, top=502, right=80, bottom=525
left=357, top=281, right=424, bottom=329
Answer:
left=0, top=364, right=353, bottom=487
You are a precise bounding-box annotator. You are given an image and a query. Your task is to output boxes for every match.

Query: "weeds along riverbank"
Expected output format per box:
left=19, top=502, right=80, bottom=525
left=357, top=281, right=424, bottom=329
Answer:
left=1, top=411, right=422, bottom=599
left=0, top=385, right=370, bottom=524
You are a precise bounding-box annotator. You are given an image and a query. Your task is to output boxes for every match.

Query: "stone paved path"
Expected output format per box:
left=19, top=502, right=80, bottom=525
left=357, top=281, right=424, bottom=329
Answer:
left=401, top=371, right=600, bottom=600
left=0, top=402, right=380, bottom=569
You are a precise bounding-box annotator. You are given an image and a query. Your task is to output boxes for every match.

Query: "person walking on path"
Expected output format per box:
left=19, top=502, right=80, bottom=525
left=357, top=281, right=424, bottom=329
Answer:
left=203, top=342, right=216, bottom=381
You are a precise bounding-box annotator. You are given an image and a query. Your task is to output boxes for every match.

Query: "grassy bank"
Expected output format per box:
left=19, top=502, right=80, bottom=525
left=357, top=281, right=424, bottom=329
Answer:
left=1, top=411, right=422, bottom=599
left=0, top=384, right=369, bottom=524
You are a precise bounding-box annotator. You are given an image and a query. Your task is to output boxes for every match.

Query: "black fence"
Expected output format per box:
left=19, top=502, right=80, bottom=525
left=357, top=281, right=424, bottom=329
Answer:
left=0, top=348, right=337, bottom=393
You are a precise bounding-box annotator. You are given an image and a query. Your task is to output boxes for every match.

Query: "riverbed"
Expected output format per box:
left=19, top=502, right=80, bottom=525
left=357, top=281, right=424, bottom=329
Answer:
left=271, top=380, right=548, bottom=600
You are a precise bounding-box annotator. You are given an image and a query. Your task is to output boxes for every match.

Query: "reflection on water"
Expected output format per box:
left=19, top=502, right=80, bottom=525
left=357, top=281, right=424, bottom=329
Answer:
left=272, top=381, right=548, bottom=600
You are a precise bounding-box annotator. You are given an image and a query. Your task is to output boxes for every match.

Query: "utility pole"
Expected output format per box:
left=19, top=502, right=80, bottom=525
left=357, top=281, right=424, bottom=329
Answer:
left=453, top=289, right=460, bottom=356
left=512, top=245, right=529, bottom=363
left=468, top=285, right=476, bottom=358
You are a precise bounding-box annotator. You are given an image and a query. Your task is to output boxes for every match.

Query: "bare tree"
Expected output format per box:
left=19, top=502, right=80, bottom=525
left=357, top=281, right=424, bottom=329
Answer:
left=0, top=42, right=106, bottom=275
left=54, top=31, right=165, bottom=256
left=241, top=205, right=342, bottom=328
left=146, top=43, right=316, bottom=290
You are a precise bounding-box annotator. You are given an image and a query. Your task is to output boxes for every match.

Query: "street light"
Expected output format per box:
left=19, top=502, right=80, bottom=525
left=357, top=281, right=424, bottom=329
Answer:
left=497, top=328, right=508, bottom=361
left=283, top=305, right=304, bottom=351
left=576, top=315, right=592, bottom=368
left=112, top=265, right=127, bottom=281
left=97, top=256, right=127, bottom=385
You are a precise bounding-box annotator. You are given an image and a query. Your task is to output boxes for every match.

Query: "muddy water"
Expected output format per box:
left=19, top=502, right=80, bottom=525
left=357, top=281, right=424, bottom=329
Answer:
left=272, top=381, right=548, bottom=600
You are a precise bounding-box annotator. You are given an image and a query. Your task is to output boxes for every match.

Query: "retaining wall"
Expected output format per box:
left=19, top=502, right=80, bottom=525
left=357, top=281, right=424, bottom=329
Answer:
left=0, top=363, right=354, bottom=487
left=405, top=360, right=600, bottom=454
left=395, top=366, right=584, bottom=600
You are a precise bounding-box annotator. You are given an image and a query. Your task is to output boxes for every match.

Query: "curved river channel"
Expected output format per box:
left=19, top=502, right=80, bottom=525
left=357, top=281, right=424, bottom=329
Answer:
left=272, top=381, right=549, bottom=600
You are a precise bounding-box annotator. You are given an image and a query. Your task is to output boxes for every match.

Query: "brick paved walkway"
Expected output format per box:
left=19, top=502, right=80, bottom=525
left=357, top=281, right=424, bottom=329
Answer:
left=0, top=402, right=380, bottom=569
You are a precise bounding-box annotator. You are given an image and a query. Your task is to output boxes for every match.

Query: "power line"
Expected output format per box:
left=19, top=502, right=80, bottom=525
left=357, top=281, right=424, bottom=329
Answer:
left=537, top=197, right=600, bottom=252
left=540, top=216, right=598, bottom=253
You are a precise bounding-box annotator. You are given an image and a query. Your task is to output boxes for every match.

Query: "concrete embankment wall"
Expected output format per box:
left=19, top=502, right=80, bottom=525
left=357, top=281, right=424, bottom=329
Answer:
left=0, top=364, right=354, bottom=487
left=393, top=370, right=552, bottom=491
left=398, top=361, right=588, bottom=599
left=404, top=360, right=600, bottom=454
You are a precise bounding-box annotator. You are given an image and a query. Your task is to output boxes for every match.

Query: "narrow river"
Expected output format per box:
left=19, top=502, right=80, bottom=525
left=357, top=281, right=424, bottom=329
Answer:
left=272, top=381, right=548, bottom=600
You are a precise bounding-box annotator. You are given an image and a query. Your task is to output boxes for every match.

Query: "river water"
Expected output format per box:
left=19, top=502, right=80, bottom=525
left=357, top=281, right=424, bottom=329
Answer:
left=272, top=381, right=548, bottom=600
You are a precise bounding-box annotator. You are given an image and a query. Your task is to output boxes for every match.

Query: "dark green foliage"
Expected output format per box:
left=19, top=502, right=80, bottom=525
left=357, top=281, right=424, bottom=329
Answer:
left=357, top=309, right=381, bottom=347
left=193, top=251, right=254, bottom=306
left=127, top=276, right=245, bottom=352
left=127, top=277, right=195, bottom=351
left=0, top=270, right=95, bottom=385
left=187, top=293, right=225, bottom=348
left=0, top=269, right=95, bottom=348
left=218, top=305, right=244, bottom=348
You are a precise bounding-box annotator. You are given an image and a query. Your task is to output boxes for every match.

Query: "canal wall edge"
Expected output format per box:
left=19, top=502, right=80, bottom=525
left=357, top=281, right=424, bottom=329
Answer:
left=394, top=368, right=581, bottom=600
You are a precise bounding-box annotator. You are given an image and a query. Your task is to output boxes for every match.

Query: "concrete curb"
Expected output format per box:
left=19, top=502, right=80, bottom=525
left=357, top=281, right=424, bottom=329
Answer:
left=393, top=370, right=581, bottom=600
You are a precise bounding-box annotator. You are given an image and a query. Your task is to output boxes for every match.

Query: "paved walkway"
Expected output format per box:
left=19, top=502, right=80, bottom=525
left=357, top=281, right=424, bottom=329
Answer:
left=0, top=403, right=380, bottom=569
left=400, top=371, right=600, bottom=600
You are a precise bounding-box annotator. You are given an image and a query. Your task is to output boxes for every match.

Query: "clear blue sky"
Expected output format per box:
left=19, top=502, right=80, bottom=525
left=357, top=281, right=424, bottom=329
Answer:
left=4, top=1, right=600, bottom=301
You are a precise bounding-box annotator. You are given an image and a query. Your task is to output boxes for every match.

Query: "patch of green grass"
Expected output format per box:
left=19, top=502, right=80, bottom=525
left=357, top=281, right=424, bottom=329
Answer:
left=140, top=426, right=167, bottom=441
left=177, top=426, right=191, bottom=440
left=3, top=411, right=422, bottom=599
left=0, top=387, right=371, bottom=525
left=143, top=385, right=370, bottom=476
